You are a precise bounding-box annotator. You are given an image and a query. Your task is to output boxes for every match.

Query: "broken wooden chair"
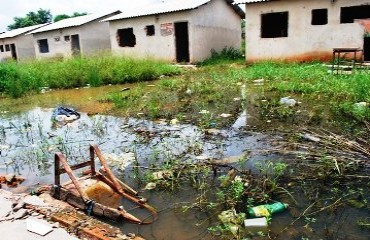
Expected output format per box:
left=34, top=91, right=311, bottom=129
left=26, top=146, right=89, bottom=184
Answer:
left=52, top=144, right=158, bottom=224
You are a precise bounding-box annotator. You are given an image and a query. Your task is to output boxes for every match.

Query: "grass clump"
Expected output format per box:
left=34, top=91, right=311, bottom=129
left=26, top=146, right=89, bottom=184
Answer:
left=199, top=47, right=244, bottom=66
left=0, top=55, right=180, bottom=98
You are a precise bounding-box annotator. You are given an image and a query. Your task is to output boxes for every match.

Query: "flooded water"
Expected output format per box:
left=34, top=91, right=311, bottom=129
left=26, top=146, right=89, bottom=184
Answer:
left=0, top=85, right=369, bottom=239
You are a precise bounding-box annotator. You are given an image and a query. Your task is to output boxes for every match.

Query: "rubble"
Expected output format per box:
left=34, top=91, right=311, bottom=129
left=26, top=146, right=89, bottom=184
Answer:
left=0, top=189, right=145, bottom=240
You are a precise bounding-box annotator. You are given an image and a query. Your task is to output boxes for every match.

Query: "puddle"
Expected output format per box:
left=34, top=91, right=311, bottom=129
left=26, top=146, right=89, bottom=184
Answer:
left=0, top=85, right=369, bottom=239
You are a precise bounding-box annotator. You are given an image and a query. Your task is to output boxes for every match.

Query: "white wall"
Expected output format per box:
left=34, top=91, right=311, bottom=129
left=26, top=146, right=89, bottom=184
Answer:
left=109, top=0, right=242, bottom=62
left=33, top=16, right=114, bottom=59
left=245, top=0, right=368, bottom=62
left=0, top=34, right=36, bottom=61
left=33, top=26, right=82, bottom=59
left=191, top=0, right=242, bottom=61
left=109, top=11, right=190, bottom=62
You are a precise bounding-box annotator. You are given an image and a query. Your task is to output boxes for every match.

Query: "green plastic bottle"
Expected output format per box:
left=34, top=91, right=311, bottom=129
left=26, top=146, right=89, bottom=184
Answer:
left=247, top=202, right=288, bottom=218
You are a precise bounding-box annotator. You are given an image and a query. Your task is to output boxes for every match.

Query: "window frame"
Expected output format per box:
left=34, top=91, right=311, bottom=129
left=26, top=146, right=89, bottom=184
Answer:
left=261, top=11, right=289, bottom=38
left=146, top=25, right=155, bottom=36
left=311, top=8, right=328, bottom=25
left=117, top=28, right=136, bottom=47
left=37, top=39, right=49, bottom=53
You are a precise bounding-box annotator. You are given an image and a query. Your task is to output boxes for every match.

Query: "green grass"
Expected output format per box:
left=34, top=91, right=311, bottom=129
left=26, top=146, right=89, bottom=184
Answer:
left=102, top=60, right=370, bottom=129
left=0, top=54, right=180, bottom=98
left=198, top=47, right=244, bottom=66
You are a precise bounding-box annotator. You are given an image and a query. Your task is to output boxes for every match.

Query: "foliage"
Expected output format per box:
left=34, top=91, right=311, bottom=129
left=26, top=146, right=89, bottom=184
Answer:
left=7, top=9, right=52, bottom=30
left=0, top=54, right=180, bottom=98
left=54, top=12, right=88, bottom=22
left=199, top=47, right=244, bottom=66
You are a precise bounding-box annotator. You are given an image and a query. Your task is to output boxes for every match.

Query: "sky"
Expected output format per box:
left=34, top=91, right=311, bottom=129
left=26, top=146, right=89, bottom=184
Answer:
left=0, top=0, right=160, bottom=32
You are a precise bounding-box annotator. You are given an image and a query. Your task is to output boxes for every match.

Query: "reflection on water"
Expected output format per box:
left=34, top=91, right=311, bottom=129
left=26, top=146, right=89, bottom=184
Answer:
left=0, top=86, right=368, bottom=239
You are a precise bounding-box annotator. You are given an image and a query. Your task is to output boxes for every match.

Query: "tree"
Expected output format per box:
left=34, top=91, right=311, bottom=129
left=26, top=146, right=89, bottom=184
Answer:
left=54, top=12, right=88, bottom=22
left=7, top=9, right=52, bottom=30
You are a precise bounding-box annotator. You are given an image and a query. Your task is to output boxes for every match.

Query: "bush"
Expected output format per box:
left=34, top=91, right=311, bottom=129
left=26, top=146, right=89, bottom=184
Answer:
left=199, top=47, right=244, bottom=66
left=0, top=54, right=180, bottom=98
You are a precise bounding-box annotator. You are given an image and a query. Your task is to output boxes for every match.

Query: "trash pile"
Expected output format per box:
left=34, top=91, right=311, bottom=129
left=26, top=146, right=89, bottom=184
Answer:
left=51, top=106, right=80, bottom=126
left=218, top=202, right=288, bottom=236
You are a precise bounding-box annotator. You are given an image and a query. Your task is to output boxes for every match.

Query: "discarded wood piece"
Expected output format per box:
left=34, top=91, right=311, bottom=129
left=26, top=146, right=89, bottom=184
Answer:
left=53, top=144, right=158, bottom=224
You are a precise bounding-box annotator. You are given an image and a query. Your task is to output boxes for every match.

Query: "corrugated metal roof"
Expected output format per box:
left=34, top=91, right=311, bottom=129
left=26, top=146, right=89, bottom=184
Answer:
left=234, top=0, right=270, bottom=4
left=104, top=0, right=243, bottom=21
left=29, top=11, right=120, bottom=34
left=0, top=23, right=49, bottom=39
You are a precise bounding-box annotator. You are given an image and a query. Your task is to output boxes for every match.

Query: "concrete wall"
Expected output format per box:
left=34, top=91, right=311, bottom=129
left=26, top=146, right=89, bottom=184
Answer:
left=245, top=0, right=369, bottom=62
left=109, top=0, right=242, bottom=62
left=33, top=17, right=113, bottom=59
left=109, top=11, right=190, bottom=62
left=0, top=34, right=36, bottom=61
left=191, top=0, right=242, bottom=61
left=79, top=20, right=112, bottom=55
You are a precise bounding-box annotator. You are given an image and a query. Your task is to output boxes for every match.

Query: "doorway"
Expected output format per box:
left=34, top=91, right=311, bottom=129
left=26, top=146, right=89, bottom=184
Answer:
left=364, top=37, right=370, bottom=61
left=71, top=34, right=81, bottom=56
left=174, top=22, right=189, bottom=63
left=10, top=44, right=17, bottom=60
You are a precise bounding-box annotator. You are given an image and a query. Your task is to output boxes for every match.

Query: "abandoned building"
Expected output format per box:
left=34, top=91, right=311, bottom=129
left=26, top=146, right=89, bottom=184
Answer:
left=103, top=0, right=244, bottom=63
left=28, top=11, right=121, bottom=59
left=0, top=24, right=48, bottom=61
left=238, top=0, right=370, bottom=62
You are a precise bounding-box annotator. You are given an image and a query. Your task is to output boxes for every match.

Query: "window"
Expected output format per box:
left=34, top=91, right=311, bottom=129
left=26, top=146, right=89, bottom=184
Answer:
left=341, top=5, right=370, bottom=23
left=117, top=28, right=136, bottom=47
left=0, top=45, right=3, bottom=52
left=146, top=25, right=155, bottom=36
left=261, top=12, right=288, bottom=38
left=312, top=9, right=328, bottom=25
left=64, top=35, right=70, bottom=42
left=5, top=44, right=10, bottom=52
left=37, top=39, right=49, bottom=53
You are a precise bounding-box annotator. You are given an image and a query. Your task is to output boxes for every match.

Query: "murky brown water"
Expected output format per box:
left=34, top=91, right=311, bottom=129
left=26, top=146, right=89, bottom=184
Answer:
left=0, top=85, right=369, bottom=239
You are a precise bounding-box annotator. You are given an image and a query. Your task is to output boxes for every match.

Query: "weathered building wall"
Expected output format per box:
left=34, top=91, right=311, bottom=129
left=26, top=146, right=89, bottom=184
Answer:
left=109, top=11, right=190, bottom=62
left=245, top=0, right=368, bottom=62
left=109, top=0, right=242, bottom=62
left=33, top=17, right=114, bottom=59
left=0, top=39, right=13, bottom=61
left=191, top=0, right=242, bottom=61
left=0, top=35, right=36, bottom=61
left=33, top=27, right=83, bottom=59
left=79, top=21, right=112, bottom=55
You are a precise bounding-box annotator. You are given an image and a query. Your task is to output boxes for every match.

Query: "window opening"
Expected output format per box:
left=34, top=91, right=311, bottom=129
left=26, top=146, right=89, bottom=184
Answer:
left=341, top=5, right=370, bottom=23
left=38, top=39, right=49, bottom=53
left=312, top=9, right=328, bottom=25
left=261, top=12, right=288, bottom=38
left=0, top=45, right=3, bottom=52
left=64, top=36, right=70, bottom=42
left=5, top=44, right=10, bottom=52
left=117, top=28, right=136, bottom=47
left=146, top=25, right=155, bottom=36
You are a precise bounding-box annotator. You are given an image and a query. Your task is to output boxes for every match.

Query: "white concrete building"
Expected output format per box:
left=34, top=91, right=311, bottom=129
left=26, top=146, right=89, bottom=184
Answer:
left=28, top=11, right=120, bottom=59
left=103, top=0, right=244, bottom=63
left=0, top=24, right=48, bottom=61
left=237, top=0, right=370, bottom=62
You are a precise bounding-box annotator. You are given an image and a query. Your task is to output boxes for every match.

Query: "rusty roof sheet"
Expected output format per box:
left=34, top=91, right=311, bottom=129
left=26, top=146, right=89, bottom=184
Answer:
left=0, top=23, right=49, bottom=39
left=28, top=11, right=120, bottom=34
left=103, top=0, right=243, bottom=21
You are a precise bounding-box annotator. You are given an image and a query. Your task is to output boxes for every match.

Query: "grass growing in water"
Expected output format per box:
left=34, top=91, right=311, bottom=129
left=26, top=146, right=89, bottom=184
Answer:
left=0, top=54, right=180, bottom=98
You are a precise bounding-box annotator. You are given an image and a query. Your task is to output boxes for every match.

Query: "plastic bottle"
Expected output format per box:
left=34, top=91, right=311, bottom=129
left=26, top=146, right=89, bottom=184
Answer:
left=247, top=202, right=288, bottom=218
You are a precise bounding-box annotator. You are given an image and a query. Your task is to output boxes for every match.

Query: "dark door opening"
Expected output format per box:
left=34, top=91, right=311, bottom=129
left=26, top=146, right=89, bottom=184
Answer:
left=71, top=34, right=81, bottom=56
left=174, top=22, right=189, bottom=63
left=364, top=37, right=370, bottom=62
left=10, top=44, right=17, bottom=60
